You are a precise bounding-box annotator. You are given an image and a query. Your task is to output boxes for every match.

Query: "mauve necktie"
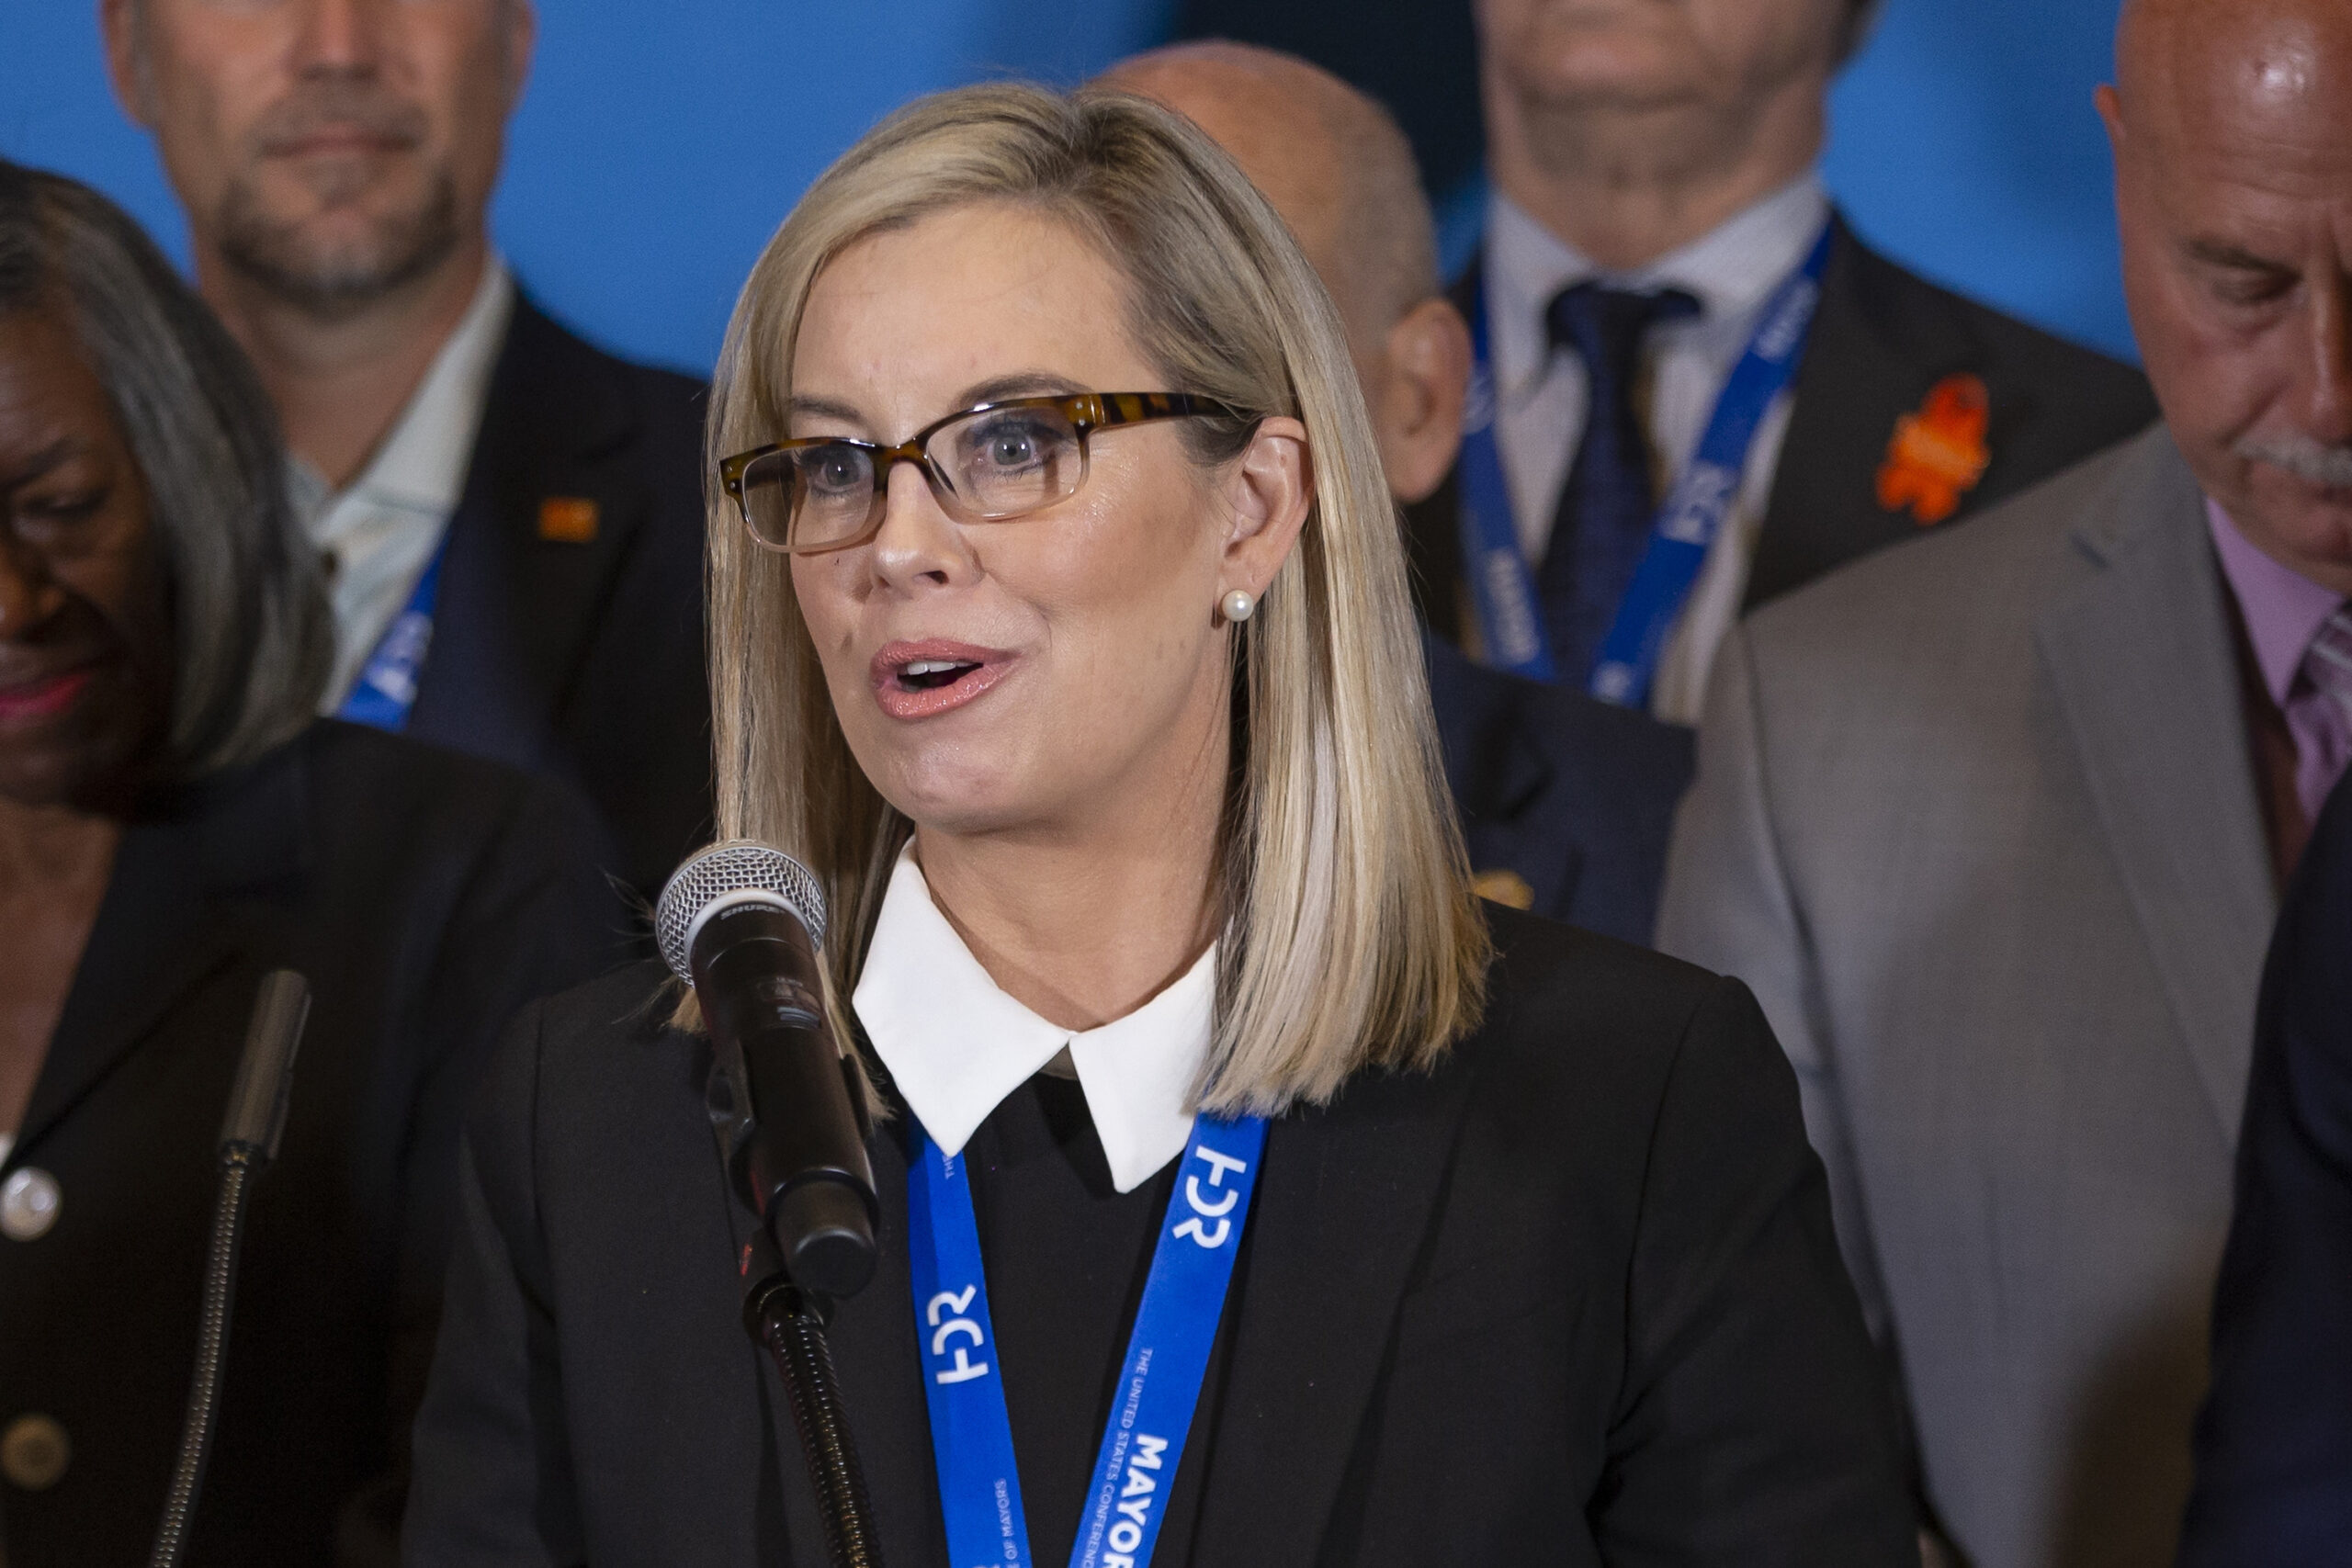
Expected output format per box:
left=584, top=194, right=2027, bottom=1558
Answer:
left=2297, top=604, right=2352, bottom=820
left=1537, top=282, right=1701, bottom=682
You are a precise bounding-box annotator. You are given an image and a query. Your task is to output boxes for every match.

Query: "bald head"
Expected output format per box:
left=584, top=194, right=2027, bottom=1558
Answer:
left=2116, top=0, right=2352, bottom=159
left=1102, top=41, right=1436, bottom=358
left=1102, top=42, right=1470, bottom=505
left=2101, top=0, right=2352, bottom=592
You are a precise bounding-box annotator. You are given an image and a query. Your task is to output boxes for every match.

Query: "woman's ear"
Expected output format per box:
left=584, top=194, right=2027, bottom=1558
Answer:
left=1219, top=416, right=1312, bottom=599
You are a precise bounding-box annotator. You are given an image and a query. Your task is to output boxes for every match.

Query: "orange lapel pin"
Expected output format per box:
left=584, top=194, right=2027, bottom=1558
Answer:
left=1875, top=372, right=1991, bottom=526
left=537, top=496, right=600, bottom=544
left=1470, top=868, right=1536, bottom=911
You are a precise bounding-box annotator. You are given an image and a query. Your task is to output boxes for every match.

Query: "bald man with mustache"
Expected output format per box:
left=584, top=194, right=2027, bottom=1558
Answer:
left=2132, top=0, right=2352, bottom=1554
left=1657, top=0, right=2352, bottom=1562
left=1104, top=42, right=1702, bottom=944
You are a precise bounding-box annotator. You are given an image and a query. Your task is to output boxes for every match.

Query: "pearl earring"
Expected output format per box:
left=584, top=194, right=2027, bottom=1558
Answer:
left=1221, top=589, right=1257, bottom=624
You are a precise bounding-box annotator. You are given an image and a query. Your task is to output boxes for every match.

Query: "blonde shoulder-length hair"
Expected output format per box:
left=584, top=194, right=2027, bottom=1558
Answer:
left=701, top=81, right=1488, bottom=1115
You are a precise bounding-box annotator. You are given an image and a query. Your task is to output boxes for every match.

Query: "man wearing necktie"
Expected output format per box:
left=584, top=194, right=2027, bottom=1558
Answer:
left=1406, top=0, right=2158, bottom=721
left=1102, top=40, right=1700, bottom=943
left=1660, top=0, right=2352, bottom=1559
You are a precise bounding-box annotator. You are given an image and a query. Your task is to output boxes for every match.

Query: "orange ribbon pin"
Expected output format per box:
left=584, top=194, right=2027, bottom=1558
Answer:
left=1876, top=372, right=1991, bottom=526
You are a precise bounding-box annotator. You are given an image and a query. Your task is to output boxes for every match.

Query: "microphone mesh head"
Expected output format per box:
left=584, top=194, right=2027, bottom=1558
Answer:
left=653, top=840, right=828, bottom=981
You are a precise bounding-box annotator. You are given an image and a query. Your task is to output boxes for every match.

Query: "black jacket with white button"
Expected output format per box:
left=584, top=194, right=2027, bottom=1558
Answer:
left=402, top=906, right=1918, bottom=1565
left=0, top=721, right=622, bottom=1567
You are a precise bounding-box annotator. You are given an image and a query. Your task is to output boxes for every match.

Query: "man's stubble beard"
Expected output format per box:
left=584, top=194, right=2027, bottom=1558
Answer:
left=216, top=161, right=463, bottom=322
left=1515, top=81, right=1769, bottom=197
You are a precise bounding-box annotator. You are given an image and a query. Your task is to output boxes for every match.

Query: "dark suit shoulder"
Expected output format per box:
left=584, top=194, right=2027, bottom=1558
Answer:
left=1749, top=222, right=2158, bottom=606
left=1482, top=900, right=1726, bottom=1038
left=503, top=294, right=706, bottom=410
left=465, top=961, right=680, bottom=1198
left=526, top=959, right=680, bottom=1054
left=1372, top=909, right=1912, bottom=1559
left=300, top=715, right=559, bottom=807
left=275, top=722, right=632, bottom=983
left=296, top=719, right=605, bottom=863
left=488, top=293, right=707, bottom=495
left=433, top=291, right=714, bottom=900
left=491, top=960, right=678, bottom=1090
left=1444, top=904, right=1795, bottom=1147
left=1838, top=232, right=2148, bottom=409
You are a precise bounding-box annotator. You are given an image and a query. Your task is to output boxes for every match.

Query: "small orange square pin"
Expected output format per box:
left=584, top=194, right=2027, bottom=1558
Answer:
left=537, top=496, right=600, bottom=544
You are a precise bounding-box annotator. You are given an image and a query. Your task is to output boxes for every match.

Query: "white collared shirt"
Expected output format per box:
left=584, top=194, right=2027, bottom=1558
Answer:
left=289, top=259, right=516, bottom=711
left=1483, top=175, right=1830, bottom=724
left=853, top=844, right=1213, bottom=1194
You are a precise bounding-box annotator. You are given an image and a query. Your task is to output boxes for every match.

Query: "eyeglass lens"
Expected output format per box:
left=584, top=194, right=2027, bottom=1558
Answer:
left=740, top=402, right=1089, bottom=551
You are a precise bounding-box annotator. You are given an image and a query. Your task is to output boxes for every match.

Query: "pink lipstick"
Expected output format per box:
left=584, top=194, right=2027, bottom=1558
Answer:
left=869, top=639, right=1014, bottom=721
left=0, top=667, right=95, bottom=726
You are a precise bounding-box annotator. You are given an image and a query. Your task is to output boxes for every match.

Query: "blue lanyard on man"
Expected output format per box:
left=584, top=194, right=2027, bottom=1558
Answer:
left=335, top=537, right=449, bottom=731
left=1454, top=221, right=1834, bottom=707
left=906, top=1111, right=1268, bottom=1568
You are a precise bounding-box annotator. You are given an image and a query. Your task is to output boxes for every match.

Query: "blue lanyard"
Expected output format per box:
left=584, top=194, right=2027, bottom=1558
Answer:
left=335, top=538, right=447, bottom=731
left=1456, top=221, right=1834, bottom=705
left=905, top=1112, right=1269, bottom=1568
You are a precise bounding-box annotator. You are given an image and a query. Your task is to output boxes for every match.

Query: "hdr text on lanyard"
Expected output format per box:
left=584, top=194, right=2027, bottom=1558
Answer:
left=906, top=1112, right=1268, bottom=1568
left=1455, top=221, right=1835, bottom=706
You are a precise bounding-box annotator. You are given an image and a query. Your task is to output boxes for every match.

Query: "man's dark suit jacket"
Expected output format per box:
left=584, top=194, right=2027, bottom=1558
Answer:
left=403, top=908, right=1917, bottom=1565
left=1425, top=631, right=1690, bottom=943
left=1404, top=216, right=2160, bottom=641
left=2179, top=773, right=2352, bottom=1565
left=406, top=296, right=712, bottom=903
left=0, top=724, right=621, bottom=1567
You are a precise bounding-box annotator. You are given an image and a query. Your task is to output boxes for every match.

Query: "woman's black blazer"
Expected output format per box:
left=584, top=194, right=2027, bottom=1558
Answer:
left=0, top=721, right=628, bottom=1567
left=405, top=906, right=1917, bottom=1564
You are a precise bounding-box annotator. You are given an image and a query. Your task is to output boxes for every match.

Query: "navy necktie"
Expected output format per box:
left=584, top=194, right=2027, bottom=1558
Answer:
left=1537, top=282, right=1701, bottom=682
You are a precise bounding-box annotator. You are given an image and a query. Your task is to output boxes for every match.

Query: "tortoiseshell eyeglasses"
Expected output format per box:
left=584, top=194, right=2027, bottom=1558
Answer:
left=717, top=391, right=1254, bottom=555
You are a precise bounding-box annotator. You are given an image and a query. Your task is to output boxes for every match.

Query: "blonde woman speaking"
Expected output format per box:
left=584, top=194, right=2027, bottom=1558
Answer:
left=403, top=85, right=1914, bottom=1566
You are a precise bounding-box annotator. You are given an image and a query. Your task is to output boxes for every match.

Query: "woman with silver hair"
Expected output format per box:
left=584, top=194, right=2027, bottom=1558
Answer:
left=407, top=85, right=1912, bottom=1564
left=0, top=160, right=616, bottom=1563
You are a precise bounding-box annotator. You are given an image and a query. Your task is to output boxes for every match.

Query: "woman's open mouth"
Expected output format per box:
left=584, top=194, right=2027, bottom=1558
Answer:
left=870, top=640, right=1014, bottom=720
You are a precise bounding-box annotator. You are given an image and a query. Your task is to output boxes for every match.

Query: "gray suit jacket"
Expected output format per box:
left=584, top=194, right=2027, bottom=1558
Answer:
left=1657, top=423, right=2273, bottom=1568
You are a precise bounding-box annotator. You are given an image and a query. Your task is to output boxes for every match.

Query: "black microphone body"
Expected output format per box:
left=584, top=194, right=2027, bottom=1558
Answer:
left=662, top=844, right=888, bottom=1566
left=689, top=897, right=879, bottom=1300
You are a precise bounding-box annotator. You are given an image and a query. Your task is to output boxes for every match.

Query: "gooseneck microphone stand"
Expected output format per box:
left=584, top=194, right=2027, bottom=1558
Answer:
left=150, top=970, right=311, bottom=1568
left=706, top=1021, right=885, bottom=1568
left=741, top=1229, right=884, bottom=1568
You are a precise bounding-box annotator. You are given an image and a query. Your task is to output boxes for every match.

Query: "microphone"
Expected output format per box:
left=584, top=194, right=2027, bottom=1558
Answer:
left=656, top=841, right=879, bottom=1301
left=218, top=969, right=310, bottom=1161
left=150, top=969, right=311, bottom=1568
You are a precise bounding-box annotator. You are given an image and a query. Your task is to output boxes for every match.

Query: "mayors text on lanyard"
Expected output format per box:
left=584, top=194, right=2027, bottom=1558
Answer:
left=335, top=540, right=447, bottom=732
left=1455, top=222, right=1834, bottom=705
left=906, top=1112, right=1268, bottom=1568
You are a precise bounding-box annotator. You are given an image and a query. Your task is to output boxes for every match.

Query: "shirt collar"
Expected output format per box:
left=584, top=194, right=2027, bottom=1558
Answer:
left=852, top=842, right=1213, bottom=1193
left=1484, top=173, right=1831, bottom=400
left=290, top=256, right=515, bottom=525
left=2207, top=496, right=2346, bottom=705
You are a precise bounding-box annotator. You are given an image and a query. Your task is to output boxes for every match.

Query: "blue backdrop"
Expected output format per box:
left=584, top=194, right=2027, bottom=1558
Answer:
left=2, top=0, right=2132, bottom=377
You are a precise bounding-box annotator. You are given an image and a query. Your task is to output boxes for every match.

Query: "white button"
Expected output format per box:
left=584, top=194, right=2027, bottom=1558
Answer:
left=1, top=1168, right=61, bottom=1242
